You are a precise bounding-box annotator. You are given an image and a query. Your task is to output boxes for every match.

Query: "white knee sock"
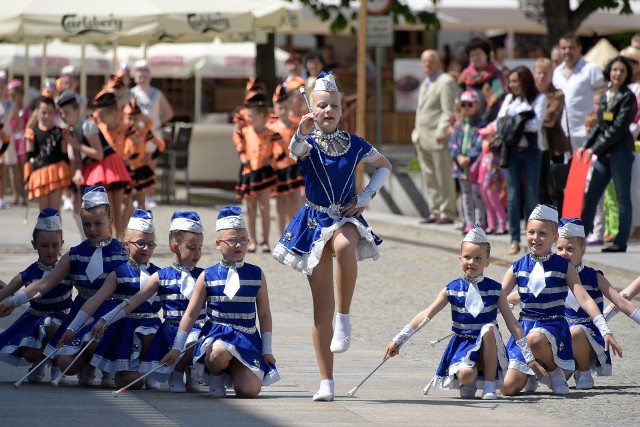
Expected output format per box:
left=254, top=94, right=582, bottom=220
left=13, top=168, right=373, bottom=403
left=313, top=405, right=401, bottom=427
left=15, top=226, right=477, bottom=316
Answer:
left=330, top=312, right=351, bottom=353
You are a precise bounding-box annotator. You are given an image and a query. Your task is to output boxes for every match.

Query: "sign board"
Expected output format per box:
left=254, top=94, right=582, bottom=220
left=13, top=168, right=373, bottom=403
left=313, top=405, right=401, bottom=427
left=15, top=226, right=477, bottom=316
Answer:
left=367, top=15, right=393, bottom=47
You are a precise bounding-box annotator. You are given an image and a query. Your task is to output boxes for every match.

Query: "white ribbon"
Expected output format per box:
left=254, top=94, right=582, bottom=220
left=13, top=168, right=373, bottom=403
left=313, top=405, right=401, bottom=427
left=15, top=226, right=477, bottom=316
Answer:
left=528, top=262, right=546, bottom=297
left=86, top=247, right=103, bottom=283
left=465, top=282, right=484, bottom=318
left=565, top=289, right=580, bottom=311
left=223, top=267, right=241, bottom=300
left=179, top=271, right=196, bottom=300
left=140, top=269, right=156, bottom=305
left=42, top=270, right=50, bottom=279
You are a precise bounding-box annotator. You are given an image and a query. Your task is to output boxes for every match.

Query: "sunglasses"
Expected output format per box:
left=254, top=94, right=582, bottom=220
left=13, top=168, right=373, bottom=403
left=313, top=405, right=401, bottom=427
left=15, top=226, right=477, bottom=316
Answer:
left=460, top=102, right=476, bottom=108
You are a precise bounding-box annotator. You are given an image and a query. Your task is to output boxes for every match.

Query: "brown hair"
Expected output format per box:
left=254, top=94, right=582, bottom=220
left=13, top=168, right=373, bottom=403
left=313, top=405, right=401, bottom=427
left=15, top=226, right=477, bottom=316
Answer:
left=169, top=230, right=201, bottom=244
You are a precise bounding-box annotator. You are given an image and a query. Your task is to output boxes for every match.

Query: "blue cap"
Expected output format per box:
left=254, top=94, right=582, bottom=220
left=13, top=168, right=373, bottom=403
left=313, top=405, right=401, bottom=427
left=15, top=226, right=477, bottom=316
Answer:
left=35, top=208, right=62, bottom=231
left=558, top=217, right=585, bottom=238
left=82, top=186, right=109, bottom=209
left=216, top=206, right=246, bottom=231
left=169, top=211, right=203, bottom=233
left=127, top=209, right=154, bottom=233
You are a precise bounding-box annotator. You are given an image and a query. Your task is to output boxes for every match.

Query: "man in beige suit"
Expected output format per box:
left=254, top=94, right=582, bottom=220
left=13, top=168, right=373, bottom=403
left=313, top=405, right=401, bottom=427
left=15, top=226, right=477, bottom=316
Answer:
left=412, top=50, right=457, bottom=224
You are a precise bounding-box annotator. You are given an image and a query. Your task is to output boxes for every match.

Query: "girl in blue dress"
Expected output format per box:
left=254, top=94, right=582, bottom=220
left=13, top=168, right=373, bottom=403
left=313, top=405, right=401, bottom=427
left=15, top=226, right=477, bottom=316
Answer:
left=385, top=225, right=545, bottom=400
left=501, top=205, right=622, bottom=396
left=272, top=72, right=392, bottom=401
left=0, top=186, right=129, bottom=386
left=162, top=206, right=278, bottom=398
left=0, top=209, right=72, bottom=382
left=64, top=209, right=161, bottom=389
left=95, top=211, right=207, bottom=393
left=556, top=217, right=640, bottom=389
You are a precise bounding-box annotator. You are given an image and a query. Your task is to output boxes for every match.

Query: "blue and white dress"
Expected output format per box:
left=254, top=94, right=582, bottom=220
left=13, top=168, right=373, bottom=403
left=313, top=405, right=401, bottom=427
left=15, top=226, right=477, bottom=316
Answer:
left=193, top=261, right=279, bottom=386
left=432, top=276, right=508, bottom=390
left=506, top=253, right=575, bottom=375
left=44, top=238, right=128, bottom=357
left=139, top=263, right=206, bottom=381
left=564, top=264, right=611, bottom=376
left=0, top=262, right=73, bottom=366
left=272, top=131, right=382, bottom=275
left=91, top=260, right=161, bottom=374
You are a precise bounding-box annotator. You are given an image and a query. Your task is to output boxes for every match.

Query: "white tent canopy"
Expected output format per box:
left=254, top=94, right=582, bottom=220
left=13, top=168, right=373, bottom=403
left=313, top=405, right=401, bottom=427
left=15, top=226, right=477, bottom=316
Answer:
left=0, top=40, right=113, bottom=77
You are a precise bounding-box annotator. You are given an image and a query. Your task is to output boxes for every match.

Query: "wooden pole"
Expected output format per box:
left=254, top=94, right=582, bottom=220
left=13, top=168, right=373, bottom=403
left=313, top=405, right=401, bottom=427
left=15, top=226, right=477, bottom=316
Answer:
left=356, top=0, right=368, bottom=193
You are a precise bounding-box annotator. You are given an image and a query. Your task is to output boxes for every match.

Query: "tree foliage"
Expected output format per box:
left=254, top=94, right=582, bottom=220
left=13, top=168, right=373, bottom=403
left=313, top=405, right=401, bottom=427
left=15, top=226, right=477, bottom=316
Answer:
left=289, top=0, right=440, bottom=34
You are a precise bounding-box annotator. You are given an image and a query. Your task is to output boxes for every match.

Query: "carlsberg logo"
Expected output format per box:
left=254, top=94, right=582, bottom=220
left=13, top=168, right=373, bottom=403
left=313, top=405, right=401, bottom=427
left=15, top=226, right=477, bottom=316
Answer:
left=187, top=14, right=230, bottom=33
left=62, top=14, right=123, bottom=35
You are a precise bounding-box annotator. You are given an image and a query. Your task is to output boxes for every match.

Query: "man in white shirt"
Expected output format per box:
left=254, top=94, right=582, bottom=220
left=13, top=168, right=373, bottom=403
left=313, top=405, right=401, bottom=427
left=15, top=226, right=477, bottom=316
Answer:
left=552, top=33, right=606, bottom=151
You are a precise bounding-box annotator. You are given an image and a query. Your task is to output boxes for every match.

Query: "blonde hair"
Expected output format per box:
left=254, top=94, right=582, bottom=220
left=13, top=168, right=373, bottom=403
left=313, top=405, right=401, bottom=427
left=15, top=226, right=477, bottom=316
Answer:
left=534, top=57, right=553, bottom=70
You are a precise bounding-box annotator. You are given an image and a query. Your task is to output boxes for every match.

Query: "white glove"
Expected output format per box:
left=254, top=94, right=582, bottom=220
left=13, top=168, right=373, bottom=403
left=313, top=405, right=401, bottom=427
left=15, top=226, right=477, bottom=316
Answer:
left=355, top=167, right=390, bottom=208
left=289, top=131, right=312, bottom=158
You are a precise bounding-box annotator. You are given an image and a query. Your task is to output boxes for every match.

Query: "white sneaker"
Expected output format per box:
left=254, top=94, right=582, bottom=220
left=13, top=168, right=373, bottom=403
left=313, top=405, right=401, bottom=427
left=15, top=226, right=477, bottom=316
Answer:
left=574, top=370, right=594, bottom=389
left=208, top=374, right=226, bottom=398
left=549, top=368, right=570, bottom=395
left=330, top=313, right=351, bottom=354
left=481, top=381, right=497, bottom=400
left=62, top=196, right=74, bottom=211
left=313, top=379, right=335, bottom=402
left=145, top=377, right=161, bottom=390
left=27, top=362, right=46, bottom=383
left=169, top=371, right=187, bottom=393
left=77, top=364, right=96, bottom=386
left=459, top=383, right=477, bottom=399
left=523, top=375, right=539, bottom=392
left=50, top=366, right=66, bottom=384
left=100, top=371, right=116, bottom=388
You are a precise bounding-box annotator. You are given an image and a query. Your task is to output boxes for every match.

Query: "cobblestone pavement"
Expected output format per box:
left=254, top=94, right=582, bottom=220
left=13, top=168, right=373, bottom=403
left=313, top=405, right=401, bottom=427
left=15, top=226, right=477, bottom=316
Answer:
left=0, top=204, right=638, bottom=426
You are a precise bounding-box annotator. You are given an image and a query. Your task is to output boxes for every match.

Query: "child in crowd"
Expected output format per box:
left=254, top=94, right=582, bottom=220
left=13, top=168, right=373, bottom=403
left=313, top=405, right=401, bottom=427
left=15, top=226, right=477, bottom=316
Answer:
left=95, top=211, right=207, bottom=392
left=477, top=123, right=507, bottom=234
left=234, top=92, right=280, bottom=253
left=273, top=72, right=392, bottom=401
left=161, top=206, right=278, bottom=398
left=500, top=205, right=621, bottom=396
left=385, top=225, right=546, bottom=399
left=60, top=210, right=161, bottom=389
left=269, top=84, right=304, bottom=235
left=0, top=186, right=129, bottom=386
left=556, top=217, right=640, bottom=389
left=121, top=98, right=165, bottom=220
left=23, top=96, right=73, bottom=211
left=449, top=90, right=486, bottom=233
left=0, top=209, right=72, bottom=382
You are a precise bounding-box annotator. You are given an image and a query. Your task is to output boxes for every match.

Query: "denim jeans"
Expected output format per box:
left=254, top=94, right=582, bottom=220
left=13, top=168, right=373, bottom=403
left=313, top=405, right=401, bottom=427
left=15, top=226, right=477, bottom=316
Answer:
left=505, top=149, right=542, bottom=243
left=582, top=151, right=634, bottom=249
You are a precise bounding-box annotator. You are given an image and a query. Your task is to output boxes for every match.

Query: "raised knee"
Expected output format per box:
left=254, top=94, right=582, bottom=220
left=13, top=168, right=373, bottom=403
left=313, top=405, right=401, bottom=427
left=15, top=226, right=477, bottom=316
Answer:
left=527, top=332, right=548, bottom=350
left=500, top=384, right=520, bottom=396
left=234, top=383, right=261, bottom=398
left=483, top=326, right=496, bottom=340
left=570, top=326, right=585, bottom=340
left=456, top=368, right=477, bottom=385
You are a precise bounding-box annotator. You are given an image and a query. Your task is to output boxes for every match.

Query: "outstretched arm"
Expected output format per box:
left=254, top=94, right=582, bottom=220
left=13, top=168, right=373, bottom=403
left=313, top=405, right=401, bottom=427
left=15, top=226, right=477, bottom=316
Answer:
left=0, top=274, right=24, bottom=302
left=256, top=272, right=275, bottom=366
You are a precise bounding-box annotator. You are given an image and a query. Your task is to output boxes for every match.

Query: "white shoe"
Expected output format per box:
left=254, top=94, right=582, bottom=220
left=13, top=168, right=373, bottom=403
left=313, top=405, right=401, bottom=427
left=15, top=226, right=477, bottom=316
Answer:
left=574, top=370, right=594, bottom=389
left=0, top=199, right=12, bottom=209
left=549, top=368, right=570, bottom=395
left=27, top=362, right=46, bottom=383
left=100, top=371, right=116, bottom=388
left=538, top=372, right=552, bottom=389
left=313, top=379, right=335, bottom=402
left=169, top=371, right=187, bottom=393
left=330, top=313, right=351, bottom=354
left=459, top=383, right=477, bottom=399
left=62, top=196, right=74, bottom=211
left=50, top=366, right=66, bottom=384
left=146, top=197, right=157, bottom=208
left=523, top=375, right=539, bottom=392
left=145, top=377, right=161, bottom=390
left=208, top=374, right=227, bottom=398
left=77, top=365, right=96, bottom=386
left=481, top=381, right=497, bottom=400
left=185, top=367, right=201, bottom=392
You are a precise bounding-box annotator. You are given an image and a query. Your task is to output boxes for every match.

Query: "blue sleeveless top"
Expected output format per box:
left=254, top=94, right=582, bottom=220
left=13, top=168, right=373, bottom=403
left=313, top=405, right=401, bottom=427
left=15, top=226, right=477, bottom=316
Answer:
left=68, top=238, right=128, bottom=297
left=202, top=262, right=262, bottom=334
left=21, top=262, right=72, bottom=314
left=157, top=264, right=206, bottom=323
left=446, top=277, right=502, bottom=335
left=514, top=253, right=569, bottom=319
left=111, top=261, right=161, bottom=314
left=565, top=265, right=603, bottom=323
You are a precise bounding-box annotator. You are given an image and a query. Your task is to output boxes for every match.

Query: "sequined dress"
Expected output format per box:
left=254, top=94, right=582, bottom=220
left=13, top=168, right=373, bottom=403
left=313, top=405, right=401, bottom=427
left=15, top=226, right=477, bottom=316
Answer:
left=91, top=261, right=161, bottom=374
left=564, top=264, right=611, bottom=375
left=44, top=238, right=128, bottom=357
left=193, top=262, right=279, bottom=386
left=506, top=253, right=575, bottom=375
left=0, top=262, right=72, bottom=366
left=272, top=130, right=382, bottom=275
left=432, top=276, right=508, bottom=390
